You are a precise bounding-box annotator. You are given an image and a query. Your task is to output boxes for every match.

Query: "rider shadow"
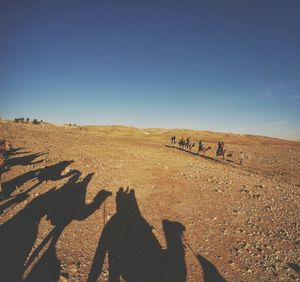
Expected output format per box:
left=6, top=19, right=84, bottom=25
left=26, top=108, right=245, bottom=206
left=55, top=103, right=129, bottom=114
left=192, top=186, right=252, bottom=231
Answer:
left=0, top=160, right=77, bottom=214
left=88, top=187, right=187, bottom=282
left=24, top=172, right=112, bottom=282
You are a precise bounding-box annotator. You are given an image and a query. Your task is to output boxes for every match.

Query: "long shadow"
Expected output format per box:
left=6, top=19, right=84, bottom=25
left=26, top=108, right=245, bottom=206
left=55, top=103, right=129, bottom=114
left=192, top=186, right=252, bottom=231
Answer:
left=24, top=172, right=111, bottom=282
left=288, top=262, right=300, bottom=273
left=165, top=145, right=237, bottom=166
left=0, top=170, right=111, bottom=282
left=88, top=187, right=187, bottom=282
left=197, top=255, right=226, bottom=282
left=165, top=144, right=200, bottom=156
left=6, top=152, right=47, bottom=168
left=165, top=145, right=221, bottom=164
left=0, top=187, right=57, bottom=282
left=2, top=147, right=26, bottom=159
left=0, top=160, right=78, bottom=213
left=11, top=150, right=31, bottom=156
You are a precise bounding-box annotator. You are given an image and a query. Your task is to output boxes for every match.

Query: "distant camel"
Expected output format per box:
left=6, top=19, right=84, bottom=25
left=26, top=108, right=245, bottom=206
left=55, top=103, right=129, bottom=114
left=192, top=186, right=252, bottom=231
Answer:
left=199, top=146, right=212, bottom=157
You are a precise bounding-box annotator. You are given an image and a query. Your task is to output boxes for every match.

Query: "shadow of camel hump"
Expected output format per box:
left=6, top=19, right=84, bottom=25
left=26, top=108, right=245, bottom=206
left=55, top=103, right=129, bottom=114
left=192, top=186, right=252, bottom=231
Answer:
left=88, top=187, right=187, bottom=282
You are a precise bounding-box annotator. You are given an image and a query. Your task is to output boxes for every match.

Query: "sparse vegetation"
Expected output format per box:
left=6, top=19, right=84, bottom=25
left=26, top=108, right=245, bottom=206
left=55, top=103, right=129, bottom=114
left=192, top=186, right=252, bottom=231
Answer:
left=14, top=117, right=43, bottom=124
left=32, top=119, right=40, bottom=125
left=14, top=118, right=25, bottom=123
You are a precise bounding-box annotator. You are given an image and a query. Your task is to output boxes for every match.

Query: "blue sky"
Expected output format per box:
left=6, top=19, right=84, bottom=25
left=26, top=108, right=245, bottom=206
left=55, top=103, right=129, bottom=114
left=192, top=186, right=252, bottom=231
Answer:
left=0, top=0, right=299, bottom=140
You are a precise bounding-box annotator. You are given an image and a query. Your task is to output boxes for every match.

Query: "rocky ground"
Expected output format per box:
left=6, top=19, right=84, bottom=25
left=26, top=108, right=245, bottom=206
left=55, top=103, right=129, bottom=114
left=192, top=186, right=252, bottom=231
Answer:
left=0, top=120, right=299, bottom=282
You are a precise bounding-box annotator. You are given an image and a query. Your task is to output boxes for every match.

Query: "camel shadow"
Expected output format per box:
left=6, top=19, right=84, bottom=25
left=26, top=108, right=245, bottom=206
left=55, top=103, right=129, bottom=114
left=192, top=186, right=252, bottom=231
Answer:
left=165, top=144, right=198, bottom=156
left=0, top=170, right=111, bottom=282
left=2, top=147, right=26, bottom=159
left=0, top=187, right=57, bottom=282
left=6, top=152, right=47, bottom=168
left=24, top=172, right=111, bottom=282
left=88, top=187, right=187, bottom=282
left=165, top=145, right=220, bottom=163
left=165, top=145, right=234, bottom=165
left=0, top=160, right=78, bottom=213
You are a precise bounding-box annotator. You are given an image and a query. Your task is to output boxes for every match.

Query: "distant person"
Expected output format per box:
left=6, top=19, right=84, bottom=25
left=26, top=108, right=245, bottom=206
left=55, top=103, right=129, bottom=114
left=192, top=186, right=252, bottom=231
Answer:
left=179, top=137, right=185, bottom=149
left=221, top=141, right=226, bottom=160
left=198, top=140, right=204, bottom=153
left=185, top=138, right=190, bottom=150
left=173, top=136, right=177, bottom=144
left=239, top=151, right=244, bottom=165
left=216, top=142, right=222, bottom=156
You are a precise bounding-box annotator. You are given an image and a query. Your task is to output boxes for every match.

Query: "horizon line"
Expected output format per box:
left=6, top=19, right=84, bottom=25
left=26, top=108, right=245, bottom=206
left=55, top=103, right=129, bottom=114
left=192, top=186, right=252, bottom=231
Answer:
left=1, top=116, right=300, bottom=142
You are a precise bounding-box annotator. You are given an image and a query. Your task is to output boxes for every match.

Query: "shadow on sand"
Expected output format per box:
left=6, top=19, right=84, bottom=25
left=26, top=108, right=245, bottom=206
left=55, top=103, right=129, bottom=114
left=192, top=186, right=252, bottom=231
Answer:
left=0, top=170, right=111, bottom=282
left=88, top=187, right=226, bottom=282
left=1, top=146, right=226, bottom=282
left=165, top=145, right=220, bottom=164
left=6, top=152, right=47, bottom=168
left=0, top=160, right=80, bottom=214
left=88, top=187, right=187, bottom=282
left=197, top=255, right=226, bottom=282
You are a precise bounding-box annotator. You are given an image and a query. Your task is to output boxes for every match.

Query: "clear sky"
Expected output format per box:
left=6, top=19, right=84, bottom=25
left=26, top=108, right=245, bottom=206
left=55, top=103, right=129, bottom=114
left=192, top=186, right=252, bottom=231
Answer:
left=1, top=0, right=299, bottom=140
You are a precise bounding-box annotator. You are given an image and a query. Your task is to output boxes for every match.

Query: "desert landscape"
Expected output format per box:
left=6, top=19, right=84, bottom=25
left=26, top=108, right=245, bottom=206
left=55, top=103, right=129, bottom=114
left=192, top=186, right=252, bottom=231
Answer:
left=0, top=120, right=299, bottom=281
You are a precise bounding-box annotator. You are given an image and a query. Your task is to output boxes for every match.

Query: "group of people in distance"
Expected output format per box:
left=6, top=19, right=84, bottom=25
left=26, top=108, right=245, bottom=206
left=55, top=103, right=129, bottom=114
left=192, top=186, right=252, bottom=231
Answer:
left=170, top=136, right=244, bottom=165
left=170, top=136, right=212, bottom=157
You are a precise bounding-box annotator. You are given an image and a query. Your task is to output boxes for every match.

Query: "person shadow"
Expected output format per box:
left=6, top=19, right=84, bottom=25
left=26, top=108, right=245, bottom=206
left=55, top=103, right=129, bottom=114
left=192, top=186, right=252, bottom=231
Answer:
left=88, top=187, right=187, bottom=282
left=23, top=172, right=112, bottom=282
left=0, top=160, right=78, bottom=214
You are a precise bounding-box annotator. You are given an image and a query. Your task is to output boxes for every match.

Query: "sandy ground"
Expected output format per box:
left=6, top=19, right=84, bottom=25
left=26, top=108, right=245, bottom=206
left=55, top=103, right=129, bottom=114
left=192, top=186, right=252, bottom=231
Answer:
left=0, top=121, right=299, bottom=282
